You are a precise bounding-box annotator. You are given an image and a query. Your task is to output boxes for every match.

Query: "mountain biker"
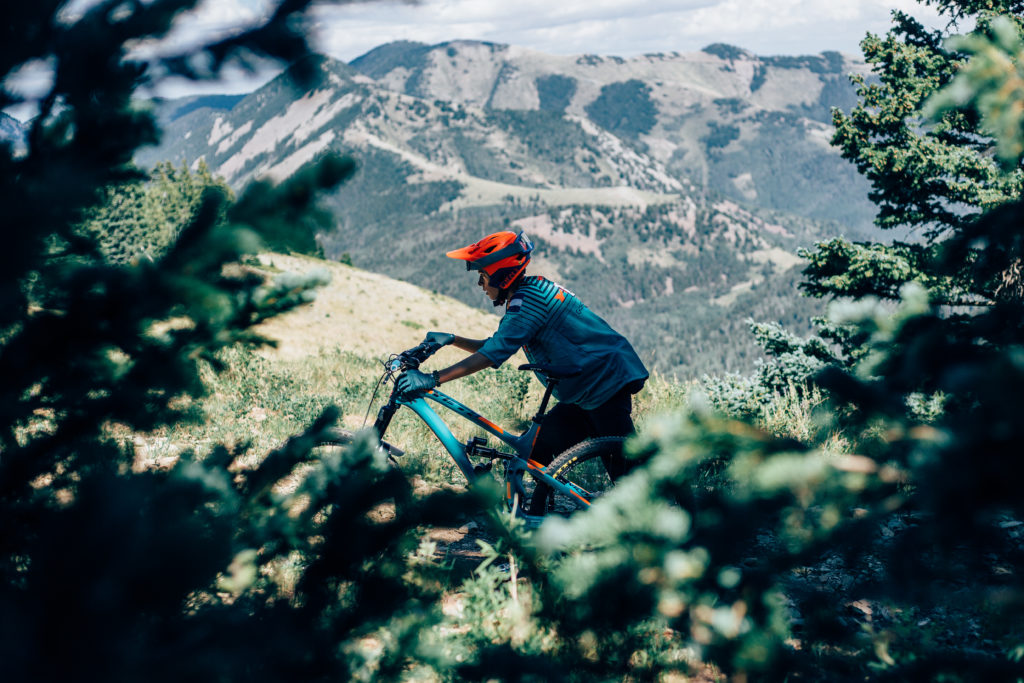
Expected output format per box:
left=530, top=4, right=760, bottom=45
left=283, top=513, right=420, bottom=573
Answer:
left=396, top=230, right=649, bottom=482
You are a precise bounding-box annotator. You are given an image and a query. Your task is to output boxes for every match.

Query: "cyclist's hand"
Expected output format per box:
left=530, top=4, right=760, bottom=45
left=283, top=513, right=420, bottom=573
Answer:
left=396, top=368, right=438, bottom=396
left=423, top=331, right=455, bottom=347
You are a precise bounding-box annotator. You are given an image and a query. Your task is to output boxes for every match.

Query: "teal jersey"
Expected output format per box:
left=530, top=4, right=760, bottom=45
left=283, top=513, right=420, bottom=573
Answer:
left=478, top=276, right=648, bottom=409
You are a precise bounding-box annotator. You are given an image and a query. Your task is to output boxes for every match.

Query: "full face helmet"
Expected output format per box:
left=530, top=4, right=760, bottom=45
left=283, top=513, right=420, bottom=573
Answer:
left=446, top=231, right=534, bottom=289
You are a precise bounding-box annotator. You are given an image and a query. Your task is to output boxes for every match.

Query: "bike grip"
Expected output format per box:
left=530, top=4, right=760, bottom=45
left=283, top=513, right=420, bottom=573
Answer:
left=423, top=331, right=455, bottom=346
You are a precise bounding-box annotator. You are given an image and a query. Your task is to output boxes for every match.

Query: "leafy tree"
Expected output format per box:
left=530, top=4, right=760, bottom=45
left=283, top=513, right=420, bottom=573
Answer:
left=79, top=161, right=231, bottom=264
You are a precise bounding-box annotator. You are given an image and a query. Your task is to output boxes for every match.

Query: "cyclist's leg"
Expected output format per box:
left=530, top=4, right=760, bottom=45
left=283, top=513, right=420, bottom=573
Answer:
left=526, top=402, right=590, bottom=515
left=529, top=401, right=591, bottom=466
left=581, top=388, right=636, bottom=482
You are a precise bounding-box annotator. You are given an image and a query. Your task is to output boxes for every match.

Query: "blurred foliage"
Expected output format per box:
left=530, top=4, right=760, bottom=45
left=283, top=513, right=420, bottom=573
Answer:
left=0, top=2, right=474, bottom=681
left=702, top=321, right=837, bottom=424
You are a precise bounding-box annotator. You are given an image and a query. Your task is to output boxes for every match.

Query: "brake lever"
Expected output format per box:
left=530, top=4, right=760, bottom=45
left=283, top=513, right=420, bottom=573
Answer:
left=399, top=341, right=441, bottom=368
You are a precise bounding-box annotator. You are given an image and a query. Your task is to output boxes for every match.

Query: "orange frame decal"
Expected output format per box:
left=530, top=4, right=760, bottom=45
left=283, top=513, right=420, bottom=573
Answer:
left=479, top=417, right=505, bottom=435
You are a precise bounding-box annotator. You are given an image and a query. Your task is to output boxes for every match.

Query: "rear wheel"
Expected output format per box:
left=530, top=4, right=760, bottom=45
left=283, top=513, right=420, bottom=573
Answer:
left=527, top=436, right=627, bottom=516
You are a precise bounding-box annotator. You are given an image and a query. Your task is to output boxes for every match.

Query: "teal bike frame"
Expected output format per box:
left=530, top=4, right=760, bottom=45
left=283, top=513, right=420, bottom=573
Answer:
left=372, top=342, right=593, bottom=523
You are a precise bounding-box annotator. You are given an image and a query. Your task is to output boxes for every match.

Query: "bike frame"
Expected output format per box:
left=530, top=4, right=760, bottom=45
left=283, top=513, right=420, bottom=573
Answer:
left=379, top=387, right=594, bottom=522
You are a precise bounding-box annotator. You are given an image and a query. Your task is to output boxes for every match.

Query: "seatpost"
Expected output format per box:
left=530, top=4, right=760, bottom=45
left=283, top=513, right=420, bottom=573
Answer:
left=532, top=378, right=559, bottom=423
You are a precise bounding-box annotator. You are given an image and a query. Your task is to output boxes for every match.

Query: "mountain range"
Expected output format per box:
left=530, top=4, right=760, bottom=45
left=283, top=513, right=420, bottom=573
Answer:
left=136, top=40, right=879, bottom=378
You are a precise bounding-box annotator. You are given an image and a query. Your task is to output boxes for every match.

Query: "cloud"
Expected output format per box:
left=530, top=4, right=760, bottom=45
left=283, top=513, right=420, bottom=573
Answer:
left=147, top=0, right=274, bottom=55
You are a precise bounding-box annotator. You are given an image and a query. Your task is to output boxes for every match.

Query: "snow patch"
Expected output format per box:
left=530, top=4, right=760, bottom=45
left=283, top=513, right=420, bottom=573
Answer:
left=731, top=172, right=757, bottom=201
left=573, top=115, right=683, bottom=194
left=627, top=247, right=679, bottom=268
left=218, top=89, right=339, bottom=181
left=378, top=66, right=413, bottom=93
left=748, top=247, right=804, bottom=272
left=291, top=91, right=359, bottom=146
left=713, top=199, right=793, bottom=238
left=667, top=199, right=698, bottom=238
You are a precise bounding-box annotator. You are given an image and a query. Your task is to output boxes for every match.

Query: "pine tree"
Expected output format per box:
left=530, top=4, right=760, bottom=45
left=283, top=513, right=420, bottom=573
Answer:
left=78, top=161, right=232, bottom=265
left=0, top=3, right=474, bottom=681
left=804, top=2, right=1024, bottom=313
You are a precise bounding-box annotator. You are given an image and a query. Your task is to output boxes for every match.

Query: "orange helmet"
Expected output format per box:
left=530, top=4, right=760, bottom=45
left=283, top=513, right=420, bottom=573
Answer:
left=446, top=231, right=533, bottom=289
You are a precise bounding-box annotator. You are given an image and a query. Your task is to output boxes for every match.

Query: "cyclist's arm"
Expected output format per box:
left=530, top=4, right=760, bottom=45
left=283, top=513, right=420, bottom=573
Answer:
left=436, top=352, right=493, bottom=384
left=450, top=335, right=486, bottom=353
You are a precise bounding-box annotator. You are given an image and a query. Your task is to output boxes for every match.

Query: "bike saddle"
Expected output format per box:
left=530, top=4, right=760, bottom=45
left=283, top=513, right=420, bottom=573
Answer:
left=517, top=363, right=582, bottom=379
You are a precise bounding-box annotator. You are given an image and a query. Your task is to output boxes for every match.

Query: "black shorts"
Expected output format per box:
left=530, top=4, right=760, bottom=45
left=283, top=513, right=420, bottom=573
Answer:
left=530, top=382, right=640, bottom=480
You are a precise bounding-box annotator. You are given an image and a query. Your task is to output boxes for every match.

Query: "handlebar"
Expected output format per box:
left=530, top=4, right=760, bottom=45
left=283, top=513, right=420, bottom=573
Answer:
left=386, top=341, right=443, bottom=374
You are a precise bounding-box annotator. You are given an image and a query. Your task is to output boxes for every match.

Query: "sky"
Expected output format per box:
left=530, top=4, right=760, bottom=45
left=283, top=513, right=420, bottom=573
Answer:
left=5, top=0, right=954, bottom=113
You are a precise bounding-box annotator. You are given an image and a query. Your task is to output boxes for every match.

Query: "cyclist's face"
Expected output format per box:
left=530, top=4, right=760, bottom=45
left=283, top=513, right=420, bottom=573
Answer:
left=478, top=271, right=500, bottom=300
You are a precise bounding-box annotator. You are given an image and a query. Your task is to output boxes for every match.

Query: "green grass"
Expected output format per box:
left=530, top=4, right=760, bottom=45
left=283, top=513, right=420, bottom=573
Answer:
left=134, top=343, right=695, bottom=487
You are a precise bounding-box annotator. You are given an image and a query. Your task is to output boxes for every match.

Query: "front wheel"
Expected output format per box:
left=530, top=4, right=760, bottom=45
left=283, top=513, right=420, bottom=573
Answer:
left=317, top=427, right=405, bottom=458
left=317, top=427, right=355, bottom=447
left=526, top=436, right=628, bottom=516
left=312, top=428, right=407, bottom=476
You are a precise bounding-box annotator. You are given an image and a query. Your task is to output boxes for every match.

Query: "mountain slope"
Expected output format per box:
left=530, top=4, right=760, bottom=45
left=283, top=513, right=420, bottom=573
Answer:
left=251, top=251, right=500, bottom=362
left=135, top=46, right=860, bottom=377
left=350, top=40, right=874, bottom=229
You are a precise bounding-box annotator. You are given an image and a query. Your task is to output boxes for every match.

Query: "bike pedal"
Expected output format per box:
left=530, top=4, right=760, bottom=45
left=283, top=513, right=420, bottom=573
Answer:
left=382, top=439, right=404, bottom=457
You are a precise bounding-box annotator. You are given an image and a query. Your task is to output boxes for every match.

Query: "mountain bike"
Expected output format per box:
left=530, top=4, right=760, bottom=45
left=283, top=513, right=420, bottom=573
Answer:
left=319, top=339, right=626, bottom=524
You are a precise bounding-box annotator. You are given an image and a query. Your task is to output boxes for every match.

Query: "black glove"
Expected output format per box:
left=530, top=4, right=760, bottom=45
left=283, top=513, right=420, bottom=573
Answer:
left=423, top=331, right=455, bottom=347
left=396, top=368, right=438, bottom=396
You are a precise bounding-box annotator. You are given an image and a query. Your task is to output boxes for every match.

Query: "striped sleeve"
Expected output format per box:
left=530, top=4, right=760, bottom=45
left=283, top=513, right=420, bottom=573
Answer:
left=477, top=282, right=552, bottom=366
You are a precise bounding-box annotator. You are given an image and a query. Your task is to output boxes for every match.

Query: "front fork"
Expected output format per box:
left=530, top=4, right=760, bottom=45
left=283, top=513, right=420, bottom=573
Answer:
left=374, top=399, right=398, bottom=440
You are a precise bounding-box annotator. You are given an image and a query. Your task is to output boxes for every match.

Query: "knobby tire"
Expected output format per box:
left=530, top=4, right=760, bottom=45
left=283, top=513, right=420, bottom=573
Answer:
left=527, top=436, right=627, bottom=516
left=317, top=427, right=355, bottom=447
